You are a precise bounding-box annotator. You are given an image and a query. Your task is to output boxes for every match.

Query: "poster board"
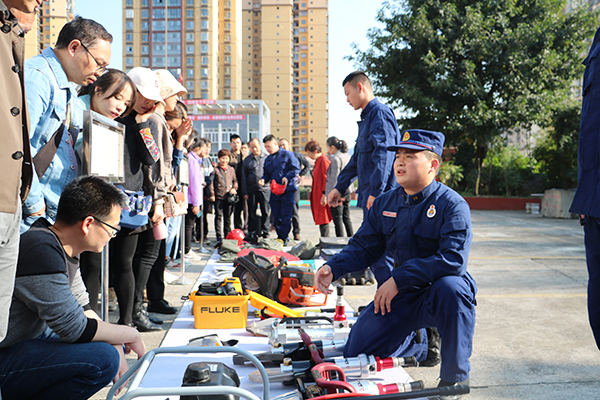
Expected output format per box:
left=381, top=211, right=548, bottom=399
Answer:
left=81, top=110, right=125, bottom=183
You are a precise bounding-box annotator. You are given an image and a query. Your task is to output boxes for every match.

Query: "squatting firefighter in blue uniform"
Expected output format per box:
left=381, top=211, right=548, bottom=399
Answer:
left=259, top=134, right=300, bottom=243
left=570, top=27, right=600, bottom=350
left=316, top=129, right=477, bottom=389
left=328, top=71, right=402, bottom=285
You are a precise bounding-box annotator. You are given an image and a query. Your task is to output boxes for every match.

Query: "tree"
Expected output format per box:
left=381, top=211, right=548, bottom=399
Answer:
left=533, top=102, right=580, bottom=190
left=350, top=0, right=597, bottom=195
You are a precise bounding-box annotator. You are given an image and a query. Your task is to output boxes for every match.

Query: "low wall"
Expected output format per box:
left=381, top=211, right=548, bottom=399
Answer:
left=464, top=197, right=542, bottom=211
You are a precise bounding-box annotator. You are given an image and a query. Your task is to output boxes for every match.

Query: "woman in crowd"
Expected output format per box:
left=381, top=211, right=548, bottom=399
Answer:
left=76, top=68, right=137, bottom=314
left=163, top=101, right=192, bottom=264
left=196, top=137, right=214, bottom=244
left=209, top=148, right=238, bottom=243
left=305, top=140, right=332, bottom=237
left=110, top=67, right=164, bottom=329
left=324, top=136, right=354, bottom=237
left=183, top=138, right=206, bottom=258
left=131, top=69, right=188, bottom=330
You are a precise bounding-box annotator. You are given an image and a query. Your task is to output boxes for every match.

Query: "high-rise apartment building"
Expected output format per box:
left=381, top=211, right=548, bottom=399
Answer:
left=123, top=0, right=328, bottom=152
left=241, top=0, right=328, bottom=152
left=24, top=0, right=74, bottom=59
left=123, top=0, right=242, bottom=101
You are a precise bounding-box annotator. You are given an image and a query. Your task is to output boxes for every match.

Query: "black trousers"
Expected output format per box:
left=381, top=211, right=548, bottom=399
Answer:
left=80, top=251, right=102, bottom=314
left=133, top=228, right=161, bottom=311
left=233, top=196, right=248, bottom=232
left=109, top=229, right=139, bottom=325
left=214, top=198, right=233, bottom=240
left=292, top=190, right=301, bottom=235
left=330, top=195, right=354, bottom=237
left=147, top=239, right=166, bottom=302
left=247, top=190, right=271, bottom=237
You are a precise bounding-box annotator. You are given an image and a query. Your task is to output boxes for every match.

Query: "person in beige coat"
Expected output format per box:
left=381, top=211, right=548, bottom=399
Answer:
left=0, top=0, right=37, bottom=343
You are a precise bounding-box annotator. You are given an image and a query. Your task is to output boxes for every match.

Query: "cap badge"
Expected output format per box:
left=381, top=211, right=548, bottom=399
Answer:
left=402, top=131, right=410, bottom=142
left=427, top=205, right=436, bottom=219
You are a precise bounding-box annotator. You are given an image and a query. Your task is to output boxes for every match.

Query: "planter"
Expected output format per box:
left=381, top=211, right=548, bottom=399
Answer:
left=464, top=196, right=542, bottom=211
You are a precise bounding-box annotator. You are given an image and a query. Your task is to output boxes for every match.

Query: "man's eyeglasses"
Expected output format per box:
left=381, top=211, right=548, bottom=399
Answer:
left=80, top=42, right=107, bottom=74
left=93, top=216, right=120, bottom=238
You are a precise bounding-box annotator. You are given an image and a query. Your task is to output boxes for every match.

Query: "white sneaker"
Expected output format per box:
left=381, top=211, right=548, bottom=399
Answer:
left=184, top=250, right=202, bottom=260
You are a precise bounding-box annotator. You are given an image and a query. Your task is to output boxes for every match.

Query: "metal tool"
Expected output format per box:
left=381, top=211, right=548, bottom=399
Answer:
left=233, top=338, right=346, bottom=366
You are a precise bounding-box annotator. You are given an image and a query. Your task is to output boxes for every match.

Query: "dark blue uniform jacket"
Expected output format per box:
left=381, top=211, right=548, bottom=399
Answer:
left=327, top=179, right=472, bottom=293
left=335, top=98, right=401, bottom=209
left=262, top=148, right=301, bottom=193
left=571, top=27, right=600, bottom=217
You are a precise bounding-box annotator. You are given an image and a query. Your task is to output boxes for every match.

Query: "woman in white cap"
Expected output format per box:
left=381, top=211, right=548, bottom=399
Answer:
left=106, top=67, right=165, bottom=331
left=76, top=69, right=137, bottom=314
left=131, top=69, right=190, bottom=328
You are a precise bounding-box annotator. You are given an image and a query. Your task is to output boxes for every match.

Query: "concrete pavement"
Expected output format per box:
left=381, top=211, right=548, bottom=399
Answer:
left=93, top=207, right=600, bottom=400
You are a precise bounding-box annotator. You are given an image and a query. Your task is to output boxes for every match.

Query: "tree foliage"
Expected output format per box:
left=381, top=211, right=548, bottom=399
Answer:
left=533, top=102, right=580, bottom=189
left=350, top=0, right=597, bottom=182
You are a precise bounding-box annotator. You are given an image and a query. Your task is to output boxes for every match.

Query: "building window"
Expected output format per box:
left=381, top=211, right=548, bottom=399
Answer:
left=126, top=0, right=132, bottom=5
left=141, top=10, right=148, bottom=18
left=167, top=0, right=180, bottom=5
left=152, top=20, right=165, bottom=30
left=201, top=20, right=208, bottom=29
left=167, top=32, right=181, bottom=41
left=201, top=0, right=208, bottom=4
left=201, top=9, right=208, bottom=16
left=167, top=56, right=181, bottom=66
left=126, top=21, right=133, bottom=30
left=141, top=21, right=148, bottom=30
left=201, top=56, right=208, bottom=64
left=187, top=69, right=194, bottom=77
left=142, top=34, right=149, bottom=42
left=153, top=56, right=165, bottom=67
left=142, top=0, right=148, bottom=5
left=186, top=45, right=195, bottom=54
left=187, top=0, right=193, bottom=4
left=224, top=56, right=231, bottom=63
left=126, top=34, right=133, bottom=42
left=201, top=92, right=208, bottom=99
left=141, top=45, right=149, bottom=54
left=186, top=81, right=194, bottom=89
left=126, top=45, right=133, bottom=54
left=167, top=20, right=181, bottom=30
left=187, top=21, right=194, bottom=29
left=168, top=9, right=179, bottom=18
left=186, top=33, right=194, bottom=41
left=201, top=44, right=208, bottom=52
left=152, top=33, right=165, bottom=42
left=201, top=81, right=208, bottom=88
left=126, top=57, right=133, bottom=66
left=224, top=78, right=230, bottom=86
left=225, top=45, right=231, bottom=52
left=201, top=32, right=209, bottom=41
left=168, top=44, right=181, bottom=54
left=224, top=89, right=231, bottom=97
left=153, top=8, right=164, bottom=18
left=187, top=57, right=194, bottom=66
left=141, top=58, right=150, bottom=66
left=152, top=0, right=164, bottom=6
left=186, top=9, right=193, bottom=18
left=201, top=68, right=208, bottom=77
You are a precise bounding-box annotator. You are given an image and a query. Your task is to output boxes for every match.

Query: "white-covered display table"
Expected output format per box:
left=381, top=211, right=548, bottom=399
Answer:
left=108, top=250, right=414, bottom=400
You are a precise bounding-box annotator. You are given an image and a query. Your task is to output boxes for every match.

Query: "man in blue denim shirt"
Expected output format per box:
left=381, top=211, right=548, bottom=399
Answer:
left=22, top=16, right=112, bottom=232
left=328, top=71, right=402, bottom=284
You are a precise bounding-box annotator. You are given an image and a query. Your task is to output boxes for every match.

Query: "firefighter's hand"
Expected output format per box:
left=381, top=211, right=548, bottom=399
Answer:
left=315, top=265, right=334, bottom=295
left=373, top=277, right=398, bottom=316
left=328, top=189, right=341, bottom=207
left=366, top=195, right=376, bottom=210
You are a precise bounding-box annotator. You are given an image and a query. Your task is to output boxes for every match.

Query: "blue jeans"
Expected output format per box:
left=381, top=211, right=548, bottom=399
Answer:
left=0, top=334, right=119, bottom=400
left=165, top=215, right=182, bottom=259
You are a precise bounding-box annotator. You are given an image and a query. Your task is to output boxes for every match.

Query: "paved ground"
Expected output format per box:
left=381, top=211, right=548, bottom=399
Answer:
left=94, top=207, right=600, bottom=400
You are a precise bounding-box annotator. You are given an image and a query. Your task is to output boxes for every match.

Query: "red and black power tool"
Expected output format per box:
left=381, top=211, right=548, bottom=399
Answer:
left=233, top=251, right=327, bottom=307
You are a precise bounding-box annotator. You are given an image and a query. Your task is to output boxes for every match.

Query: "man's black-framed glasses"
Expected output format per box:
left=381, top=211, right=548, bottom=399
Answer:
left=93, top=216, right=120, bottom=238
left=80, top=42, right=107, bottom=74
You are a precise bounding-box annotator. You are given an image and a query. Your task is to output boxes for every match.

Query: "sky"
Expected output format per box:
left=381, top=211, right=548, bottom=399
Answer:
left=74, top=0, right=387, bottom=145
